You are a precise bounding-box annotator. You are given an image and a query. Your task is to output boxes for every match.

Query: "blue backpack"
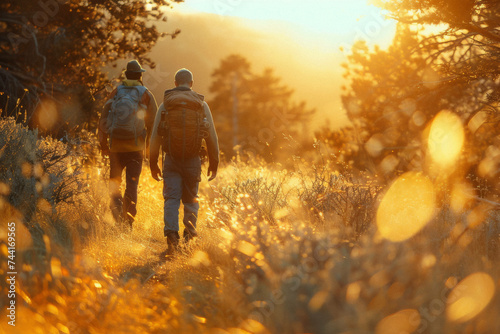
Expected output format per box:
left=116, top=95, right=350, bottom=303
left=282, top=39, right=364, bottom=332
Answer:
left=106, top=85, right=148, bottom=146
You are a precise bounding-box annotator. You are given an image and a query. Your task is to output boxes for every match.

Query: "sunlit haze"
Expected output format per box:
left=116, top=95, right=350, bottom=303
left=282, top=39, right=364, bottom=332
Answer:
left=177, top=0, right=392, bottom=37
left=152, top=0, right=397, bottom=129
left=3, top=0, right=500, bottom=332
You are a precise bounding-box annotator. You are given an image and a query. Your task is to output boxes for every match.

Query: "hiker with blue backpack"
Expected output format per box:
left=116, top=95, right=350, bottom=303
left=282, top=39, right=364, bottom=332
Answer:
left=99, top=60, right=158, bottom=232
left=150, top=68, right=219, bottom=256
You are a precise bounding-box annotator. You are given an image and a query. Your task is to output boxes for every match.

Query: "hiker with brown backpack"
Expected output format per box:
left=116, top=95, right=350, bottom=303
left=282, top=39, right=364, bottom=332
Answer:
left=149, top=68, right=219, bottom=255
left=99, top=60, right=158, bottom=232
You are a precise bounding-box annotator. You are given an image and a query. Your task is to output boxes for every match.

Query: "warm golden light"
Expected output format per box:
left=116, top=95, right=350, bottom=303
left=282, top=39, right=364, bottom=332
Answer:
left=377, top=172, right=437, bottom=242
left=477, top=145, right=500, bottom=178
left=446, top=272, right=495, bottom=323
left=427, top=110, right=464, bottom=169
left=51, top=258, right=63, bottom=279
left=346, top=282, right=361, bottom=303
left=0, top=203, right=32, bottom=251
left=36, top=99, right=58, bottom=131
left=177, top=0, right=388, bottom=37
left=189, top=250, right=211, bottom=267
left=450, top=182, right=474, bottom=214
left=375, top=309, right=421, bottom=334
left=237, top=240, right=257, bottom=257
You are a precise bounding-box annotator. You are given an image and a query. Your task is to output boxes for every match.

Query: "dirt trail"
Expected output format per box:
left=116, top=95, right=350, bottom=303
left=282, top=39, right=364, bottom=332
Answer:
left=82, top=173, right=181, bottom=286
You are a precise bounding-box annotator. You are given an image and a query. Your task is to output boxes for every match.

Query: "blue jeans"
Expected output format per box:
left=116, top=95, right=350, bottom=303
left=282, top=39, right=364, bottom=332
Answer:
left=162, top=155, right=201, bottom=236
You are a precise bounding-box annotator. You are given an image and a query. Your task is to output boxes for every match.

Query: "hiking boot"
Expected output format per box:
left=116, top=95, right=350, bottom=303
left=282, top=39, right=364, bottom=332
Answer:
left=165, top=231, right=180, bottom=256
left=123, top=216, right=134, bottom=234
left=111, top=208, right=123, bottom=229
left=183, top=228, right=198, bottom=244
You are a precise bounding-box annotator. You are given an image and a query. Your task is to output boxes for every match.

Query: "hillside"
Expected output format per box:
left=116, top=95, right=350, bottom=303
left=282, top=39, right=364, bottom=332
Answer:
left=104, top=11, right=350, bottom=130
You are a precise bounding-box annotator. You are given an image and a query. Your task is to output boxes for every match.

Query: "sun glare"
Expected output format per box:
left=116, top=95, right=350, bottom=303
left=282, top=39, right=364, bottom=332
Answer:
left=6, top=0, right=500, bottom=331
left=176, top=0, right=390, bottom=37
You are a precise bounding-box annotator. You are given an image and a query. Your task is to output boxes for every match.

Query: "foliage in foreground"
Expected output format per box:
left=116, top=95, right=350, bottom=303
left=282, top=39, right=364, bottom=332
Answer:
left=0, top=120, right=499, bottom=334
left=1, top=0, right=182, bottom=134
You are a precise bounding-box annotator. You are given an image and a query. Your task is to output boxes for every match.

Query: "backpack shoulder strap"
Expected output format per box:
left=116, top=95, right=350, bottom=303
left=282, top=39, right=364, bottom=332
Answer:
left=116, top=85, right=128, bottom=93
left=135, top=85, right=148, bottom=95
left=134, top=86, right=148, bottom=108
left=114, top=85, right=136, bottom=99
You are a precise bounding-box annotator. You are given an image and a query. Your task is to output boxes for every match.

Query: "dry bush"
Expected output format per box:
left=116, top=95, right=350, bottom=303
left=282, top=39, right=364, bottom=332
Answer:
left=294, top=155, right=382, bottom=238
left=166, top=204, right=500, bottom=334
left=1, top=122, right=499, bottom=334
left=216, top=162, right=291, bottom=226
left=0, top=119, right=109, bottom=297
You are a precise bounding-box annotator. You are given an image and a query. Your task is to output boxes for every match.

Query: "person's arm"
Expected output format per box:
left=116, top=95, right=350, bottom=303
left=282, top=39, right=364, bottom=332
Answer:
left=97, top=89, right=117, bottom=157
left=143, top=89, right=158, bottom=158
left=149, top=103, right=164, bottom=181
left=203, top=102, right=220, bottom=181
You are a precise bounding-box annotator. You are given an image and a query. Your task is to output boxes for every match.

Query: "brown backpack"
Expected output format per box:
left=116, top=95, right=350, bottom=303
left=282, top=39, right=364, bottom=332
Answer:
left=159, top=88, right=209, bottom=160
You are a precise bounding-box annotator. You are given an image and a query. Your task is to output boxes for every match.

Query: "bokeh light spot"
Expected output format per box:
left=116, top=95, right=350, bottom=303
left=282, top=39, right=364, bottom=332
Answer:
left=377, top=172, right=436, bottom=242
left=399, top=98, right=416, bottom=116
left=450, top=182, right=474, bottom=214
left=237, top=240, right=257, bottom=257
left=379, top=155, right=399, bottom=174
left=375, top=309, right=421, bottom=334
left=412, top=110, right=426, bottom=127
left=468, top=110, right=488, bottom=134
left=51, top=258, right=63, bottom=279
left=428, top=110, right=464, bottom=169
left=137, top=108, right=146, bottom=120
left=446, top=272, right=495, bottom=323
left=478, top=145, right=500, bottom=178
left=36, top=99, right=58, bottom=131
left=365, top=134, right=384, bottom=157
left=189, top=250, right=211, bottom=267
left=16, top=221, right=33, bottom=251
left=346, top=282, right=361, bottom=303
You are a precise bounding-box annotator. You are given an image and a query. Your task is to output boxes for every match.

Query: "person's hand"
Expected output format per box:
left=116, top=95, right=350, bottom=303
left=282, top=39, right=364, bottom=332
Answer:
left=207, top=165, right=217, bottom=181
left=151, top=163, right=162, bottom=181
left=101, top=145, right=110, bottom=158
left=144, top=145, right=150, bottom=161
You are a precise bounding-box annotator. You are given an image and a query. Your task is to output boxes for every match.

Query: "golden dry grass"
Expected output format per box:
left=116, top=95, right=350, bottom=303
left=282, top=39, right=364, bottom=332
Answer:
left=0, top=120, right=499, bottom=334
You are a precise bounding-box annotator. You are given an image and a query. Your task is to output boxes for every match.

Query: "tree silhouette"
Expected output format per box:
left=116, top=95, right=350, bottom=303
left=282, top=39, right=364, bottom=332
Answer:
left=333, top=29, right=440, bottom=174
left=0, top=0, right=181, bottom=134
left=321, top=0, right=500, bottom=179
left=209, top=54, right=314, bottom=161
left=374, top=0, right=500, bottom=84
left=208, top=54, right=252, bottom=155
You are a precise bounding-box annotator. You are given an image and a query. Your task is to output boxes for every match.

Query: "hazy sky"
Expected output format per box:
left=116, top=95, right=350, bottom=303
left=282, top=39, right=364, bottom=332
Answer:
left=141, top=1, right=396, bottom=130
left=175, top=0, right=395, bottom=49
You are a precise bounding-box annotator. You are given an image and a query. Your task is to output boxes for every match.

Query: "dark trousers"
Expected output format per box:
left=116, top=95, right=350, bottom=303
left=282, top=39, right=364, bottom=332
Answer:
left=109, top=151, right=143, bottom=225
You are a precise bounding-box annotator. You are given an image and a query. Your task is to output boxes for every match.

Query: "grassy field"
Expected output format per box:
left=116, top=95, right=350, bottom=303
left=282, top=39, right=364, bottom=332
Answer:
left=0, top=119, right=499, bottom=334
